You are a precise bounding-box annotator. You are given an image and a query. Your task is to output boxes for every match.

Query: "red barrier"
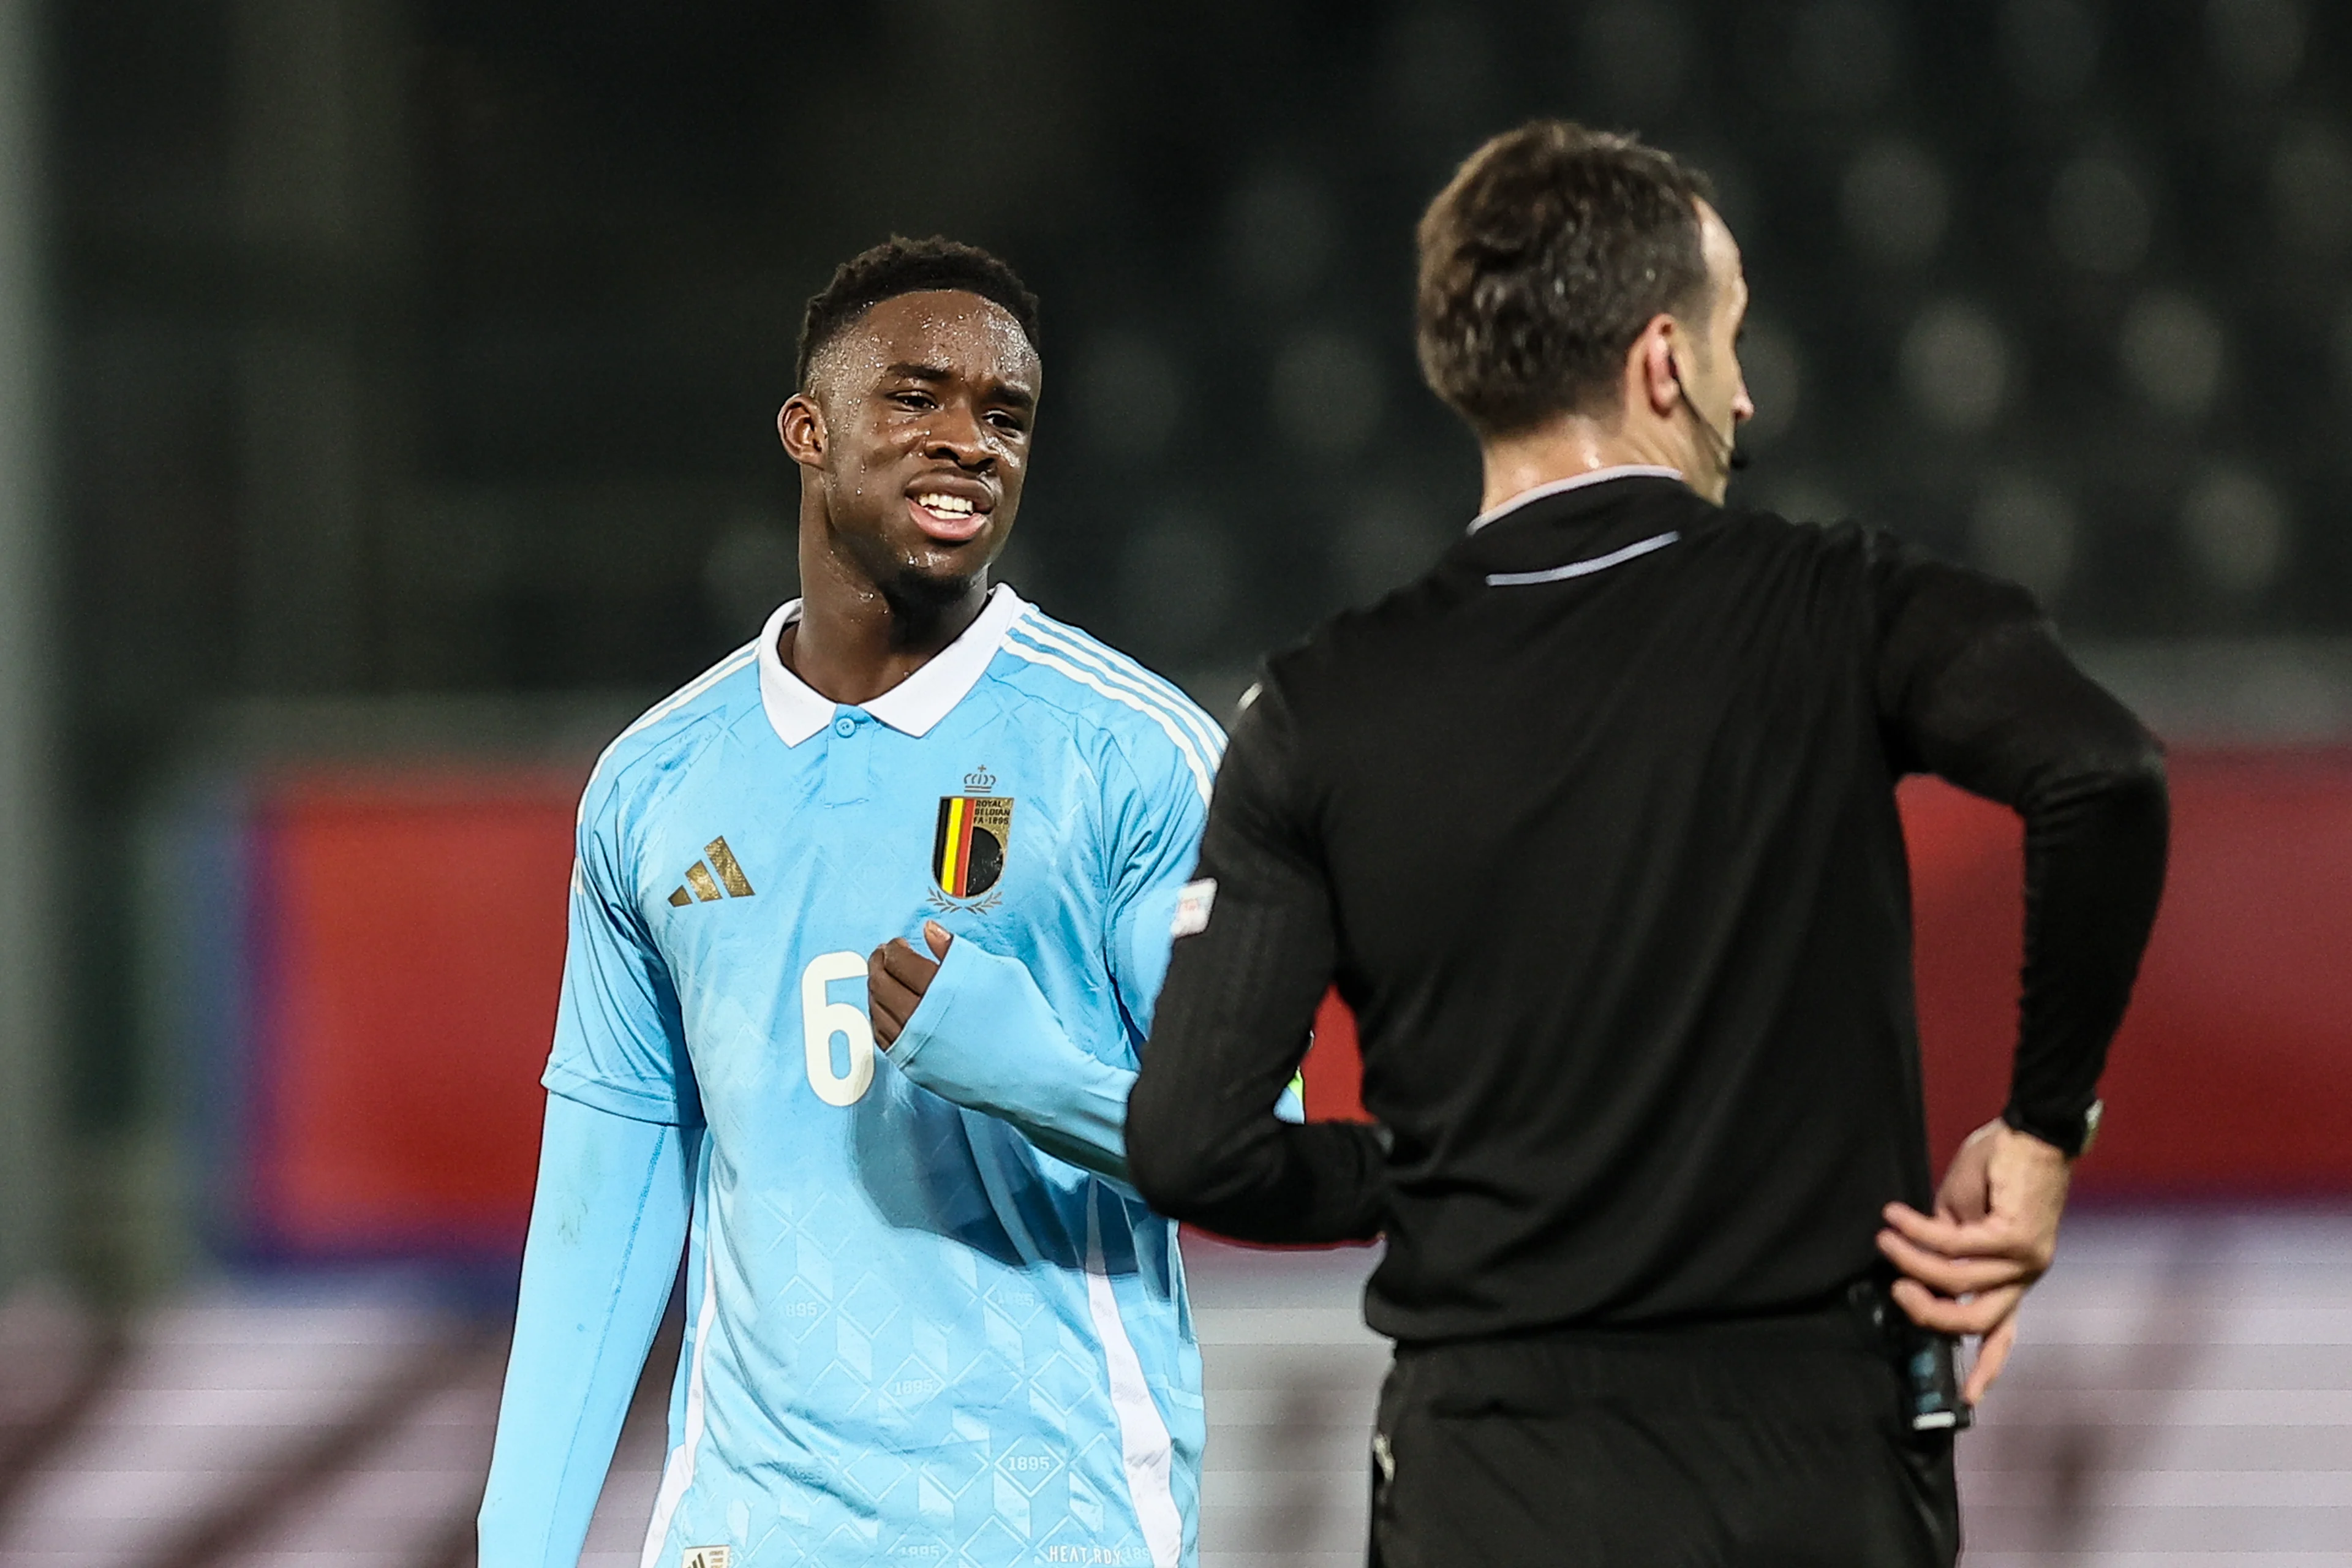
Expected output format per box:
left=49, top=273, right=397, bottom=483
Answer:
left=1907, top=753, right=2352, bottom=1195
left=246, top=771, right=575, bottom=1252
left=229, top=750, right=2352, bottom=1257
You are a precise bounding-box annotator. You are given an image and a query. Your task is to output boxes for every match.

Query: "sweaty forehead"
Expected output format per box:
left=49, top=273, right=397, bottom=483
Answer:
left=819, top=290, right=1039, bottom=390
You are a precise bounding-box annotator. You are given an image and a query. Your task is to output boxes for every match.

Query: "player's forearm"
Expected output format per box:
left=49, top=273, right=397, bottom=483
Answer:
left=889, top=938, right=1135, bottom=1184
left=1129, top=896, right=1388, bottom=1244
left=480, top=1093, right=691, bottom=1568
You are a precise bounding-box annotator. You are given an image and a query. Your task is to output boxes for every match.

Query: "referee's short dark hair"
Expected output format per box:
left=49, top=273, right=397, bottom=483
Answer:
left=795, top=235, right=1041, bottom=392
left=1415, top=121, right=1716, bottom=437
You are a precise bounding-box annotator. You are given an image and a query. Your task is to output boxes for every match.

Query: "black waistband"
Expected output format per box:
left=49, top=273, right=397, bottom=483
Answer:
left=1393, top=1278, right=1895, bottom=1359
left=1386, top=1280, right=1968, bottom=1434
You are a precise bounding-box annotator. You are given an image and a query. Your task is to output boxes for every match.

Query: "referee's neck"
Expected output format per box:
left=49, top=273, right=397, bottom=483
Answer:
left=1477, top=418, right=1692, bottom=516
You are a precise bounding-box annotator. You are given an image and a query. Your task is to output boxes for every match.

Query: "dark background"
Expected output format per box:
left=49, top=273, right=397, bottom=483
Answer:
left=41, top=0, right=2352, bottom=1281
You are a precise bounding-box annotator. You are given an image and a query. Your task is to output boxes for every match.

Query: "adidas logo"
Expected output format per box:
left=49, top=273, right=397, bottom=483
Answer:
left=668, top=837, right=756, bottom=907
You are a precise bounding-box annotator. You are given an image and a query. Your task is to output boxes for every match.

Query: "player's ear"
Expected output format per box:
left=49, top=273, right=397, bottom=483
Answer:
left=778, top=392, right=826, bottom=468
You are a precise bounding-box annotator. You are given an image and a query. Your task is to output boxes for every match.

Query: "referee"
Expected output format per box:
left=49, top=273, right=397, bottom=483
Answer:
left=1126, top=122, right=2168, bottom=1565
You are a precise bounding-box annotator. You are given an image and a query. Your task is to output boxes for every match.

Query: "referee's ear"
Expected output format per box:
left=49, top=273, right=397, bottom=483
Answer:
left=1634, top=317, right=1684, bottom=420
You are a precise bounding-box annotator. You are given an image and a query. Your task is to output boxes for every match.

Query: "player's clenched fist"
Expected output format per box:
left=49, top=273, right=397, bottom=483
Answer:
left=867, top=920, right=954, bottom=1047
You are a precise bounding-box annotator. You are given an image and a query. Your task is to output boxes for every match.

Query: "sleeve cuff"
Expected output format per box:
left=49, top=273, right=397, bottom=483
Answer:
left=2002, top=1098, right=2100, bottom=1159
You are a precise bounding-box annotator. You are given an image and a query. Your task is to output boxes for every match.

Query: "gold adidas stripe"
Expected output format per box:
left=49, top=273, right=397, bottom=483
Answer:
left=704, top=837, right=755, bottom=898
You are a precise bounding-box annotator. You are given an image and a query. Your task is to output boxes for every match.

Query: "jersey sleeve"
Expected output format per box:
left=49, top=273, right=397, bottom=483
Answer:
left=1101, top=712, right=1222, bottom=1048
left=541, top=771, right=699, bottom=1126
left=1128, top=675, right=1388, bottom=1242
left=888, top=938, right=1138, bottom=1185
left=1865, top=532, right=2169, bottom=1153
left=479, top=1094, right=692, bottom=1568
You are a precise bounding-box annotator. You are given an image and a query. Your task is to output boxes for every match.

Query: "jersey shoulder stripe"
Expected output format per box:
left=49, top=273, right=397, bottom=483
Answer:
left=1008, top=612, right=1226, bottom=764
left=999, top=625, right=1216, bottom=807
left=1010, top=606, right=1221, bottom=739
left=1003, top=609, right=1222, bottom=785
left=579, top=640, right=760, bottom=823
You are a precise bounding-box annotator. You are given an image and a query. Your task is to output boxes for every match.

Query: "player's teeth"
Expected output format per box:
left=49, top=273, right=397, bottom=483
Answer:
left=917, top=494, right=973, bottom=514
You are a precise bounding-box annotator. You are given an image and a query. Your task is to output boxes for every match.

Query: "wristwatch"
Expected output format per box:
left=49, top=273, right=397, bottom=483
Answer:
left=2005, top=1098, right=2102, bottom=1159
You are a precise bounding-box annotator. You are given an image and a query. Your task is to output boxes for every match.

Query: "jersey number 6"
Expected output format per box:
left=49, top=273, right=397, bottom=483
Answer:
left=799, top=951, right=876, bottom=1107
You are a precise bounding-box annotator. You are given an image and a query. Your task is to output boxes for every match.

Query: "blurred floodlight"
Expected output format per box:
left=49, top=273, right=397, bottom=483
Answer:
left=2208, top=0, right=2306, bottom=96
left=2000, top=0, right=2101, bottom=102
left=2120, top=291, right=2226, bottom=418
left=1901, top=301, right=2011, bottom=432
left=1337, top=488, right=1448, bottom=605
left=1971, top=473, right=2078, bottom=601
left=1386, top=7, right=1496, bottom=131
left=1271, top=330, right=1385, bottom=457
left=2049, top=155, right=2152, bottom=274
left=1735, top=318, right=1803, bottom=449
left=1222, top=168, right=1337, bottom=304
left=1075, top=331, right=1183, bottom=458
left=1121, top=509, right=1235, bottom=654
left=1575, top=0, right=1692, bottom=119
left=2180, top=464, right=2289, bottom=596
left=703, top=513, right=797, bottom=634
left=2271, top=123, right=2352, bottom=260
left=1842, top=141, right=1950, bottom=266
left=1789, top=0, right=1900, bottom=110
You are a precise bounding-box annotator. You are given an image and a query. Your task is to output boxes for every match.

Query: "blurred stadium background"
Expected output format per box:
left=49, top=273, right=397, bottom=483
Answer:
left=1, top=1, right=2350, bottom=1562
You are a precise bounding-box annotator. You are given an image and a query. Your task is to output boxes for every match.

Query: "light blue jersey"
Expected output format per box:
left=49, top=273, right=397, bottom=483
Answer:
left=545, top=586, right=1223, bottom=1568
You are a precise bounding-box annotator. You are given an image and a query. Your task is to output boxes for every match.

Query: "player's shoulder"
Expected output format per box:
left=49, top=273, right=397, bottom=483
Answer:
left=992, top=597, right=1224, bottom=804
left=578, top=636, right=764, bottom=827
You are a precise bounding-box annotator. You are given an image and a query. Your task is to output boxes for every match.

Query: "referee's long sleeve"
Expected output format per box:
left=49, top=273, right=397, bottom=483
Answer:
left=1127, top=682, right=1388, bottom=1243
left=1873, top=551, right=2170, bottom=1153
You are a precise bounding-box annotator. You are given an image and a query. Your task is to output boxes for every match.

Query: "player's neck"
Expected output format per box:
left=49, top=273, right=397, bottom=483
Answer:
left=783, top=543, right=991, bottom=707
left=1477, top=411, right=1691, bottom=515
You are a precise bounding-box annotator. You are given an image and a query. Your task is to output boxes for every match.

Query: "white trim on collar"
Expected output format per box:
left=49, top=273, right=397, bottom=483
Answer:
left=757, top=584, right=1027, bottom=747
left=1466, top=465, right=1688, bottom=534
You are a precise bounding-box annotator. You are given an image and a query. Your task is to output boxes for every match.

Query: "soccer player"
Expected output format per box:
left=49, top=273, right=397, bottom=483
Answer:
left=478, top=238, right=1235, bottom=1568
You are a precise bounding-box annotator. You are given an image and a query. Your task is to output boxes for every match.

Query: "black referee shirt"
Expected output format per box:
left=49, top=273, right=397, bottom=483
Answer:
left=1127, top=470, right=2168, bottom=1344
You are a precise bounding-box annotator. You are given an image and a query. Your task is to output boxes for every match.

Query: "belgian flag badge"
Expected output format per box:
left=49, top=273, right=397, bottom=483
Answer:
left=932, top=767, right=1014, bottom=903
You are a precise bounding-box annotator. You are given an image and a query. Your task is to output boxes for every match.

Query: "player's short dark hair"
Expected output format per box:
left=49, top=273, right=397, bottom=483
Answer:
left=1415, top=120, right=1716, bottom=437
left=794, top=236, right=1041, bottom=391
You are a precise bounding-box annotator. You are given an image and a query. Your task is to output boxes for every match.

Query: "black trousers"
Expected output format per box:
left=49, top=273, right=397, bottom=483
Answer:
left=1367, top=1306, right=1961, bottom=1568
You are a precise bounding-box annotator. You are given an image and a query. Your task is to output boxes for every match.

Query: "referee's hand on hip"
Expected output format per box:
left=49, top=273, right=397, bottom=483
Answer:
left=1875, top=1119, right=2074, bottom=1404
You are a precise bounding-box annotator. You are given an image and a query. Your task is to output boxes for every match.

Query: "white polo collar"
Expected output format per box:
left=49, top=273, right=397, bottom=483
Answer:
left=1466, top=465, right=1688, bottom=534
left=758, top=584, right=1027, bottom=747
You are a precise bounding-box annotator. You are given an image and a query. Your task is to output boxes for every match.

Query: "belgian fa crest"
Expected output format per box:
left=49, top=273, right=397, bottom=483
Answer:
left=931, top=767, right=1014, bottom=911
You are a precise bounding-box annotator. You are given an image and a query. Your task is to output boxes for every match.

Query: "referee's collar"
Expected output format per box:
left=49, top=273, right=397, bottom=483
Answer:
left=1467, top=466, right=1689, bottom=534
left=758, top=584, right=1027, bottom=747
